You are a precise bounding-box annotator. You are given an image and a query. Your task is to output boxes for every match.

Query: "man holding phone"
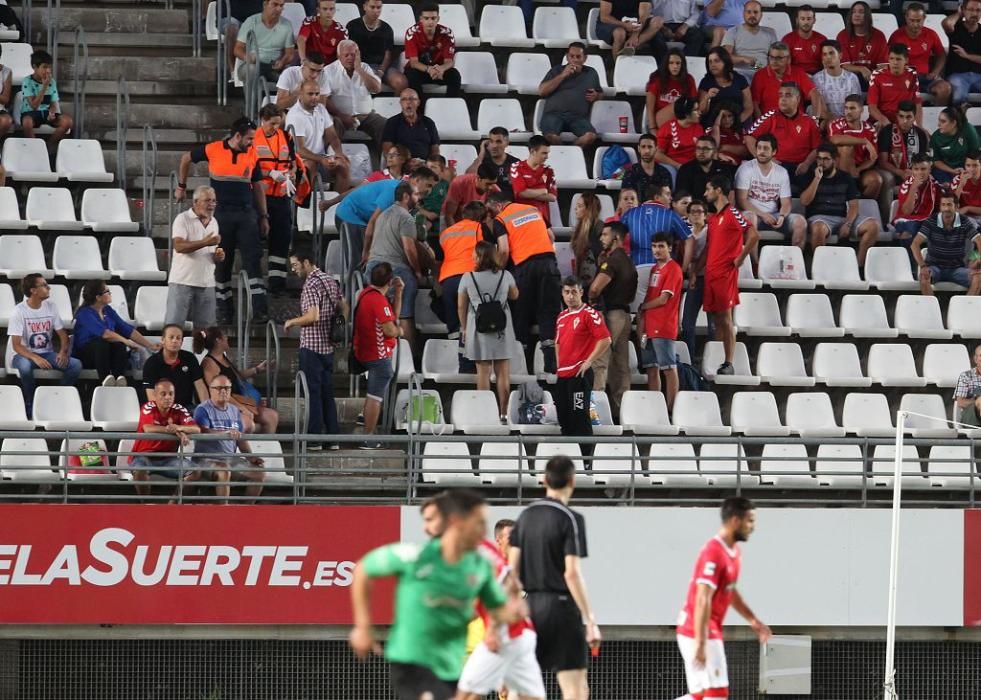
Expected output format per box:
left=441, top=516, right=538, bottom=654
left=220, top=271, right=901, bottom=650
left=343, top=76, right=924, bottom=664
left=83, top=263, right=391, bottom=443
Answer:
left=538, top=42, right=602, bottom=148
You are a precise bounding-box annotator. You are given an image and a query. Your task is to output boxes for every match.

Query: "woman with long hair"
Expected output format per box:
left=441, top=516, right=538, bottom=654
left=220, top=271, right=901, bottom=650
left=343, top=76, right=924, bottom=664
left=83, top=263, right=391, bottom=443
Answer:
left=364, top=144, right=410, bottom=182
left=646, top=48, right=697, bottom=130
left=931, top=107, right=981, bottom=183
left=655, top=96, right=703, bottom=184
left=193, top=326, right=280, bottom=435
left=711, top=101, right=749, bottom=164
left=836, top=1, right=887, bottom=83
left=570, top=192, right=604, bottom=286
left=457, top=241, right=519, bottom=419
left=697, top=47, right=753, bottom=127
left=73, top=280, right=159, bottom=386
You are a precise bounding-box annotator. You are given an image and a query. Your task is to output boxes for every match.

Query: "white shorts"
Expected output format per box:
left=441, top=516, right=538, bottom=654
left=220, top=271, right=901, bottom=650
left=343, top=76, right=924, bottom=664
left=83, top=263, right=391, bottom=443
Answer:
left=677, top=634, right=729, bottom=693
left=457, top=628, right=546, bottom=698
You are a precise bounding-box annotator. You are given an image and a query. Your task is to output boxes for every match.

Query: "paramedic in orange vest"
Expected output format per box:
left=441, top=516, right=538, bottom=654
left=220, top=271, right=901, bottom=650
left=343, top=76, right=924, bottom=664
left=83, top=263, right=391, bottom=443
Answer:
left=255, top=103, right=307, bottom=295
left=437, top=200, right=486, bottom=336
left=486, top=191, right=561, bottom=373
left=176, top=117, right=270, bottom=324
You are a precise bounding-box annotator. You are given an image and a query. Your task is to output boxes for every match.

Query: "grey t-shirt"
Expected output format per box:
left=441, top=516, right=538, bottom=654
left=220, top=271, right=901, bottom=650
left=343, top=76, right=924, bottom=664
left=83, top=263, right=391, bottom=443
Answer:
left=722, top=24, right=777, bottom=70
left=541, top=65, right=601, bottom=118
left=369, top=203, right=416, bottom=268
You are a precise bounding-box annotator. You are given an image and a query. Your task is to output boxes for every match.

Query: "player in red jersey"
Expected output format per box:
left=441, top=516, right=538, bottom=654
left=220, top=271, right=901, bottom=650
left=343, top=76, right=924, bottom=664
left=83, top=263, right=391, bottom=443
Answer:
left=298, top=0, right=349, bottom=64
left=675, top=497, right=771, bottom=700
left=404, top=2, right=460, bottom=101
left=782, top=6, right=826, bottom=75
left=888, top=3, right=951, bottom=106
left=868, top=45, right=922, bottom=128
left=955, top=151, right=981, bottom=222
left=895, top=153, right=941, bottom=241
left=510, top=135, right=558, bottom=227
left=457, top=520, right=545, bottom=700
left=701, top=175, right=758, bottom=376
left=828, top=94, right=882, bottom=199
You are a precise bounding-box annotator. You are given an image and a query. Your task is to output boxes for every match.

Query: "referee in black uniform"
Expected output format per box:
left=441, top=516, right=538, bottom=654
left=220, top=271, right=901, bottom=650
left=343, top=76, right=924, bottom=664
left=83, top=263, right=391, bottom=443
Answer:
left=508, top=455, right=600, bottom=700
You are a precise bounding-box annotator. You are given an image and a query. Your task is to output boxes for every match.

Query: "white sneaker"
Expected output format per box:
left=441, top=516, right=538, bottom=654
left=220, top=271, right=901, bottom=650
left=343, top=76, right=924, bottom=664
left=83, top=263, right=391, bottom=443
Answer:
left=101, top=375, right=116, bottom=387
left=115, top=376, right=127, bottom=387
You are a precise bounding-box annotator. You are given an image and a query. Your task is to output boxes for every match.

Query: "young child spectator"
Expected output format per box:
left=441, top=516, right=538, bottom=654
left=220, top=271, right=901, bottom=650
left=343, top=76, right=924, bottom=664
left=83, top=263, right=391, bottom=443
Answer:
left=954, top=151, right=981, bottom=224
left=417, top=154, right=450, bottom=230
left=894, top=153, right=941, bottom=243
left=20, top=49, right=72, bottom=148
left=655, top=97, right=704, bottom=185
left=637, top=232, right=682, bottom=410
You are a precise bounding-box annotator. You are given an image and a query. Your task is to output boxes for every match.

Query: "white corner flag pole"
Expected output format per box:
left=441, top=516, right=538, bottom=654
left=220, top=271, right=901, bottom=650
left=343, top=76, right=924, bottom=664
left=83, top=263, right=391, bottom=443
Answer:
left=883, top=410, right=906, bottom=700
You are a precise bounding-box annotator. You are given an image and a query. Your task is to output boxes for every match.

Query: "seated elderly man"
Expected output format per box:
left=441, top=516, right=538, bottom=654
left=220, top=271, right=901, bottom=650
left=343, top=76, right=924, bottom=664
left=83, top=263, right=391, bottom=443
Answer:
left=323, top=39, right=386, bottom=147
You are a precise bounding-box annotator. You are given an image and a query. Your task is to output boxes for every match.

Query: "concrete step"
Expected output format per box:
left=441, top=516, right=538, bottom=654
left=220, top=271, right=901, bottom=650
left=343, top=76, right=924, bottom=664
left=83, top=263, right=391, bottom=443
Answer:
left=29, top=8, right=189, bottom=35
left=63, top=79, right=216, bottom=98
left=87, top=100, right=242, bottom=131
left=62, top=56, right=215, bottom=83
left=55, top=32, right=195, bottom=53
left=98, top=127, right=223, bottom=146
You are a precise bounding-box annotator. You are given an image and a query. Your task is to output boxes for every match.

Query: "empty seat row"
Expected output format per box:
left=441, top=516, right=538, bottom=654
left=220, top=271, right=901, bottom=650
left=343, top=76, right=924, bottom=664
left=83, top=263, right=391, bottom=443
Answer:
left=0, top=235, right=163, bottom=282
left=0, top=188, right=137, bottom=232
left=4, top=138, right=114, bottom=184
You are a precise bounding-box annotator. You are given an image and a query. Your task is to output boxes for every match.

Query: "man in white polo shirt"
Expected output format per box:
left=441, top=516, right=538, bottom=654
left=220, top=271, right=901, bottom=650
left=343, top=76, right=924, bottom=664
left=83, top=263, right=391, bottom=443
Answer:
left=165, top=185, right=225, bottom=330
left=323, top=39, right=385, bottom=147
left=285, top=79, right=351, bottom=193
left=274, top=50, right=332, bottom=110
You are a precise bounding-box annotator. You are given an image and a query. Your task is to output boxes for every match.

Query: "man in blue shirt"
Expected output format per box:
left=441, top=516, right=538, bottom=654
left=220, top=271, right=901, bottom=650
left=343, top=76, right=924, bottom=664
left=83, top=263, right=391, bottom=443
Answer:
left=620, top=181, right=692, bottom=265
left=335, top=167, right=438, bottom=272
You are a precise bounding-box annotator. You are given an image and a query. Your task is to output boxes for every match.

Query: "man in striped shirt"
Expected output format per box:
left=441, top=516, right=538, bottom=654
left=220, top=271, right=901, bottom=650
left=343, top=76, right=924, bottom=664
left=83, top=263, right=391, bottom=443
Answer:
left=910, top=191, right=981, bottom=296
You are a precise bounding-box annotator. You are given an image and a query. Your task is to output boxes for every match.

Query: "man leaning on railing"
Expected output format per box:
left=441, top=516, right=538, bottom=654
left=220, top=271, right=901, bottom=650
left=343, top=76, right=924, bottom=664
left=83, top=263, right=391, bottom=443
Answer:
left=130, top=377, right=201, bottom=500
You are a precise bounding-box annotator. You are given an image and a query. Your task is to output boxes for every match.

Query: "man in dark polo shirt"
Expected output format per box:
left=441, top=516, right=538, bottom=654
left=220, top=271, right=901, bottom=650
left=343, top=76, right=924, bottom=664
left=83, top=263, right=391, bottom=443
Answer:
left=588, top=221, right=637, bottom=420
left=468, top=126, right=520, bottom=199
left=675, top=135, right=737, bottom=206
left=911, top=190, right=981, bottom=295
left=943, top=0, right=981, bottom=107
left=380, top=88, right=440, bottom=160
left=621, top=133, right=672, bottom=203
left=801, top=142, right=879, bottom=262
left=509, top=455, right=599, bottom=700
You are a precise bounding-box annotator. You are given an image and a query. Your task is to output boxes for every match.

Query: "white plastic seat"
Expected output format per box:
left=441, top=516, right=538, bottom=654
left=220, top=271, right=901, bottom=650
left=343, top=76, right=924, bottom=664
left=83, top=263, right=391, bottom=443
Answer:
left=532, top=7, right=583, bottom=47
left=562, top=53, right=613, bottom=96
left=438, top=4, right=479, bottom=47
left=56, top=139, right=114, bottom=182
left=894, top=295, right=953, bottom=339
left=700, top=443, right=758, bottom=488
left=52, top=236, right=109, bottom=279
left=59, top=438, right=124, bottom=482
left=3, top=43, right=33, bottom=85
left=455, top=51, right=505, bottom=92
left=590, top=100, right=638, bottom=143
left=613, top=55, right=658, bottom=96
left=568, top=193, right=615, bottom=230
left=647, top=442, right=704, bottom=487
left=392, top=389, right=449, bottom=433
left=381, top=2, right=415, bottom=44
left=589, top=391, right=622, bottom=436
left=700, top=341, right=760, bottom=385
left=815, top=444, right=865, bottom=488
left=108, top=237, right=166, bottom=281
left=592, top=146, right=637, bottom=187
left=738, top=256, right=763, bottom=289
left=325, top=239, right=343, bottom=280
left=373, top=96, right=402, bottom=119
left=868, top=343, right=928, bottom=387
left=33, top=387, right=92, bottom=431
left=761, top=12, right=792, bottom=38
left=812, top=342, right=871, bottom=387
left=478, top=441, right=528, bottom=486
left=812, top=12, right=845, bottom=38
left=476, top=99, right=530, bottom=141
left=810, top=246, right=869, bottom=290
left=91, top=386, right=141, bottom=431
left=899, top=393, right=958, bottom=438
left=0, top=284, right=15, bottom=326
left=864, top=247, right=918, bottom=290
left=439, top=144, right=478, bottom=175
left=921, top=106, right=946, bottom=130
left=758, top=245, right=816, bottom=289
left=842, top=393, right=894, bottom=437
left=585, top=7, right=612, bottom=49
left=619, top=390, right=678, bottom=435
left=872, top=13, right=900, bottom=37
left=927, top=445, right=975, bottom=489
left=629, top=263, right=654, bottom=313
left=733, top=292, right=791, bottom=336
left=5, top=336, right=57, bottom=380
left=450, top=389, right=510, bottom=435
left=422, top=441, right=479, bottom=485
left=785, top=392, right=845, bottom=437
left=48, top=283, right=74, bottom=327
left=2, top=137, right=59, bottom=181
left=0, top=186, right=27, bottom=230
left=424, top=97, right=480, bottom=140
left=756, top=342, right=816, bottom=387
left=82, top=189, right=140, bottom=233
left=870, top=444, right=927, bottom=489
left=0, top=437, right=58, bottom=482
left=0, top=235, right=53, bottom=277
left=251, top=440, right=292, bottom=485
left=334, top=3, right=359, bottom=26
left=591, top=442, right=643, bottom=487
left=392, top=338, right=415, bottom=384
left=839, top=294, right=898, bottom=338
left=26, top=188, right=84, bottom=230
left=947, top=296, right=981, bottom=338
left=672, top=391, right=732, bottom=436
left=0, top=385, right=34, bottom=429
left=923, top=343, right=971, bottom=387
left=729, top=391, right=791, bottom=436
left=531, top=442, right=591, bottom=485
left=422, top=339, right=476, bottom=384
left=479, top=5, right=535, bottom=48
left=134, top=286, right=170, bottom=331
left=759, top=443, right=815, bottom=488
left=546, top=146, right=596, bottom=190
left=785, top=294, right=844, bottom=337
left=280, top=1, right=306, bottom=36
left=506, top=389, right=560, bottom=435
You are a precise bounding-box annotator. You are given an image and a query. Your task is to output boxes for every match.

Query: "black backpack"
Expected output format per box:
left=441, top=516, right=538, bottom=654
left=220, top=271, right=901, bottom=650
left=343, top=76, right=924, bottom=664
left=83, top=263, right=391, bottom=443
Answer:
left=470, top=272, right=507, bottom=334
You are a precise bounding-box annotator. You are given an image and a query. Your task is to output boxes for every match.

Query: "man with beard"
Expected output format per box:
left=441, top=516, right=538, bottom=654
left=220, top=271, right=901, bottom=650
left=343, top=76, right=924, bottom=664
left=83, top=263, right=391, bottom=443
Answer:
left=676, top=135, right=735, bottom=205
left=622, top=133, right=672, bottom=203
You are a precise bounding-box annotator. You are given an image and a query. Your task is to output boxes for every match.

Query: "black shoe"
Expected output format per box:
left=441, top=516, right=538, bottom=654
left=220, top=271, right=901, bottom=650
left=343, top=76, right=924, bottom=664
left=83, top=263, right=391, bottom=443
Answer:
left=356, top=413, right=365, bottom=426
left=717, top=362, right=735, bottom=376
left=359, top=440, right=383, bottom=450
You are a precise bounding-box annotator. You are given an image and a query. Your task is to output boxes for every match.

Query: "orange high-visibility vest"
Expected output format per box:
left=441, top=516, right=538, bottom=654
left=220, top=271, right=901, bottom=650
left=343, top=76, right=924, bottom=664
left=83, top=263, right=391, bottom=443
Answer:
left=438, top=218, right=483, bottom=282
left=496, top=203, right=552, bottom=266
left=204, top=139, right=259, bottom=184
left=254, top=127, right=312, bottom=204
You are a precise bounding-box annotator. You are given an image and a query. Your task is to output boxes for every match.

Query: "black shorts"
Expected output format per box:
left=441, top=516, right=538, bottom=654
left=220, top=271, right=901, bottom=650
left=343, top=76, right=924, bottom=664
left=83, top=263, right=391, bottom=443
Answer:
left=389, top=662, right=457, bottom=700
left=527, top=592, right=588, bottom=672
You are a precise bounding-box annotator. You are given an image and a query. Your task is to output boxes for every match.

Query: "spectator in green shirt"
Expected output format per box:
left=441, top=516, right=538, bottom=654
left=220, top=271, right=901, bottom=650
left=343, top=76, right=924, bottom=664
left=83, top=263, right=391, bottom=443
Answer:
left=931, top=106, right=981, bottom=184
left=234, top=0, right=296, bottom=83
left=20, top=49, right=72, bottom=149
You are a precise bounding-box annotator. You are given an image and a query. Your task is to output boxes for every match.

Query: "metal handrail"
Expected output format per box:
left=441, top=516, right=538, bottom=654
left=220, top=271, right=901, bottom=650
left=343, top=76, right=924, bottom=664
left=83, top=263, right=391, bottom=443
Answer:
left=141, top=125, right=158, bottom=235
left=70, top=27, right=87, bottom=138
left=265, top=319, right=281, bottom=403
left=45, top=0, right=61, bottom=74
left=215, top=0, right=229, bottom=106
left=22, top=0, right=32, bottom=44
left=236, top=269, right=253, bottom=368
left=293, top=370, right=310, bottom=496
left=243, top=29, right=262, bottom=122
left=116, top=77, right=130, bottom=188
left=191, top=0, right=201, bottom=58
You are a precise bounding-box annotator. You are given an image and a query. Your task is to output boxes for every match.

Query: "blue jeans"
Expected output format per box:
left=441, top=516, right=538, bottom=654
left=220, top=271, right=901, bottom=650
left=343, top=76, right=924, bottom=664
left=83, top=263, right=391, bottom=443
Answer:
left=12, top=351, right=82, bottom=416
left=681, top=276, right=715, bottom=363
left=949, top=72, right=981, bottom=105
left=299, top=348, right=339, bottom=437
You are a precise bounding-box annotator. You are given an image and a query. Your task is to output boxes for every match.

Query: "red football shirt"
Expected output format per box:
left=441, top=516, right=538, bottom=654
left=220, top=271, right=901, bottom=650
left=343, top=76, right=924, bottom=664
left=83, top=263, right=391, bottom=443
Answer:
left=353, top=287, right=397, bottom=362
left=656, top=119, right=705, bottom=165
left=836, top=28, right=889, bottom=70
left=555, top=304, right=610, bottom=378
left=747, top=110, right=821, bottom=164
left=404, top=22, right=455, bottom=65
left=475, top=539, right=534, bottom=640
left=645, top=74, right=697, bottom=113
left=896, top=176, right=941, bottom=222
left=298, top=17, right=348, bottom=64
left=677, top=536, right=742, bottom=640
left=706, top=205, right=750, bottom=274
left=828, top=117, right=877, bottom=165
left=954, top=174, right=981, bottom=208
left=510, top=159, right=557, bottom=226
left=750, top=64, right=817, bottom=115
left=642, top=259, right=682, bottom=340
left=131, top=402, right=197, bottom=461
left=868, top=66, right=920, bottom=123
left=781, top=30, right=827, bottom=74
left=889, top=26, right=944, bottom=75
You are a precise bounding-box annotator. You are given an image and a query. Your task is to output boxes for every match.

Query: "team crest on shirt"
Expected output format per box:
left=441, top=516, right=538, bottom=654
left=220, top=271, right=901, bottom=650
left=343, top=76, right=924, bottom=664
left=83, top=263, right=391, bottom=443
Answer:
left=796, top=125, right=802, bottom=133
left=703, top=561, right=716, bottom=576
left=573, top=317, right=581, bottom=330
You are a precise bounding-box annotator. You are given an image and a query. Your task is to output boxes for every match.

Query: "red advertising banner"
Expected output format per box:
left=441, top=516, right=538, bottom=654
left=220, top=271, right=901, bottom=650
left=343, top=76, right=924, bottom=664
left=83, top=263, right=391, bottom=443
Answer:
left=0, top=505, right=399, bottom=625
left=965, top=510, right=981, bottom=626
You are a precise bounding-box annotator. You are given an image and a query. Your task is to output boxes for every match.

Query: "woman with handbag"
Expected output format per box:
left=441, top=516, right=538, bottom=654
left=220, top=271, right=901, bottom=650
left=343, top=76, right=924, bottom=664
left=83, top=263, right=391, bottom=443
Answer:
left=193, top=327, right=280, bottom=435
left=457, top=240, right=519, bottom=420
